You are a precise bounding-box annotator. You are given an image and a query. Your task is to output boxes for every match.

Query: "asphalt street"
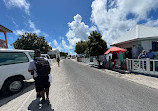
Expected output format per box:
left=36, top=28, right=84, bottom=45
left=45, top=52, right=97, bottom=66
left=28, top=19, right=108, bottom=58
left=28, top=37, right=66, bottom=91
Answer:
left=1, top=59, right=158, bottom=111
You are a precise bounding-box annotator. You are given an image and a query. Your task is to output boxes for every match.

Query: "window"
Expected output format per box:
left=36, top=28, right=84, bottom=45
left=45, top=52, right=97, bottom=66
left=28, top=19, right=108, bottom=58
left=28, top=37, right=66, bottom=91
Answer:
left=41, top=55, right=45, bottom=58
left=152, top=42, right=158, bottom=51
left=0, top=52, right=29, bottom=66
left=46, top=55, right=50, bottom=59
left=29, top=52, right=34, bottom=59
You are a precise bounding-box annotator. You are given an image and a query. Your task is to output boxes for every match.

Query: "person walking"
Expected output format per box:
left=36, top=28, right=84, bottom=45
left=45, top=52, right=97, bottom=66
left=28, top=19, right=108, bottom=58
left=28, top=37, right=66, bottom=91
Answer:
left=28, top=49, right=51, bottom=105
left=57, top=56, right=60, bottom=67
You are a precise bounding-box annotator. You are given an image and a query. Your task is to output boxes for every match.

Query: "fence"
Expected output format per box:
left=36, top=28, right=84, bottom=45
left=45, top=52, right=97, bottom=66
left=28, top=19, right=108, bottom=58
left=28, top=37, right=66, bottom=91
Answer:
left=126, top=58, right=158, bottom=75
left=77, top=57, right=99, bottom=65
left=77, top=57, right=158, bottom=76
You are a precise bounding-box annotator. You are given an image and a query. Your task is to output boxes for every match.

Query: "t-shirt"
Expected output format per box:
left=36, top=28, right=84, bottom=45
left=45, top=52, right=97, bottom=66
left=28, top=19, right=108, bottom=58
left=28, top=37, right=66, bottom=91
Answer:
left=147, top=51, right=156, bottom=59
left=139, top=53, right=147, bottom=59
left=28, top=57, right=50, bottom=78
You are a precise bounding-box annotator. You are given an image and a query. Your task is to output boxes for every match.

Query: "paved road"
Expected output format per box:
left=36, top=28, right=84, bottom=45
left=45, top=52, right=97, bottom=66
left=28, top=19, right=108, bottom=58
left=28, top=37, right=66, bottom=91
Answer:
left=1, top=59, right=158, bottom=111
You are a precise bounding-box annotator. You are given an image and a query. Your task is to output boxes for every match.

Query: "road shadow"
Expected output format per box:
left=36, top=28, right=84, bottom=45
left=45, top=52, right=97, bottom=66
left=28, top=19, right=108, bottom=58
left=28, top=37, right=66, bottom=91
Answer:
left=131, top=72, right=158, bottom=78
left=28, top=99, right=54, bottom=111
left=90, top=65, right=106, bottom=69
left=0, top=81, right=34, bottom=107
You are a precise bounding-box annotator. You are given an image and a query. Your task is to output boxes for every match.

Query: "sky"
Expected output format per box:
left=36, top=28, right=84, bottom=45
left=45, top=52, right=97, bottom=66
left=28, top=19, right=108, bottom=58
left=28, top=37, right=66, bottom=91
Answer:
left=1, top=0, right=158, bottom=55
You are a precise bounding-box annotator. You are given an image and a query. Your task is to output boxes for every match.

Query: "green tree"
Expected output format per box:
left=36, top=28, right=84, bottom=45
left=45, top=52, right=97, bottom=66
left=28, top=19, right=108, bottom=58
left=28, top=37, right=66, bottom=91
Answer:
left=74, top=41, right=88, bottom=54
left=12, top=32, right=52, bottom=53
left=87, top=31, right=107, bottom=66
left=60, top=52, right=68, bottom=58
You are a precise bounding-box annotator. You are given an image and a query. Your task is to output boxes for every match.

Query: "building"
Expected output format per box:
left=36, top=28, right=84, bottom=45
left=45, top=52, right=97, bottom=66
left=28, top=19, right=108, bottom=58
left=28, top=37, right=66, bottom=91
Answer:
left=47, top=49, right=60, bottom=58
left=0, top=25, right=13, bottom=49
left=112, top=25, right=158, bottom=59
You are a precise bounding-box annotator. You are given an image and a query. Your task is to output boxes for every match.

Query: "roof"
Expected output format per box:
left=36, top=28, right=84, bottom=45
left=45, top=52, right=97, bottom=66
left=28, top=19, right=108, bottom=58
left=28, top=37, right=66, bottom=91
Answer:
left=0, top=25, right=13, bottom=32
left=112, top=25, right=158, bottom=45
left=104, top=46, right=126, bottom=54
left=0, top=49, right=34, bottom=52
left=41, top=54, right=49, bottom=55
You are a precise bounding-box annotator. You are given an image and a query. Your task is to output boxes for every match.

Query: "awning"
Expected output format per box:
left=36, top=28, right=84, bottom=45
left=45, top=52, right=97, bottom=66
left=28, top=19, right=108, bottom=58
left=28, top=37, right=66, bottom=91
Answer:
left=104, top=46, right=126, bottom=54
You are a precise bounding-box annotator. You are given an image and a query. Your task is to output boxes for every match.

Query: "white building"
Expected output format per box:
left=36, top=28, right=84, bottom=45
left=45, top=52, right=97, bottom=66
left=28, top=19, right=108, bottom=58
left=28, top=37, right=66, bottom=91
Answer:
left=112, top=25, right=158, bottom=59
left=47, top=49, right=60, bottom=58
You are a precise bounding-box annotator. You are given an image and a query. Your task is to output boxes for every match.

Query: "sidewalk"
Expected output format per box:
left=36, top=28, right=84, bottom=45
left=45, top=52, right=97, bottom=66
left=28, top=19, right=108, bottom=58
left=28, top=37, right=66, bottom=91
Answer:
left=72, top=59, right=158, bottom=90
left=0, top=62, right=58, bottom=111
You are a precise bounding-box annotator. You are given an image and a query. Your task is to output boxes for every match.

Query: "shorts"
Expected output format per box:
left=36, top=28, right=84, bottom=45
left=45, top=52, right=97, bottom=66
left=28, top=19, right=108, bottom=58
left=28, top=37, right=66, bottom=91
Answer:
left=34, top=76, right=50, bottom=92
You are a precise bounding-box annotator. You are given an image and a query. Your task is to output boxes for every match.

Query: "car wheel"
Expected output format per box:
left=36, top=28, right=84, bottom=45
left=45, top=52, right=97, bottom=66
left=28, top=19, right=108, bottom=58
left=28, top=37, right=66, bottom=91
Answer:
left=2, top=77, right=24, bottom=96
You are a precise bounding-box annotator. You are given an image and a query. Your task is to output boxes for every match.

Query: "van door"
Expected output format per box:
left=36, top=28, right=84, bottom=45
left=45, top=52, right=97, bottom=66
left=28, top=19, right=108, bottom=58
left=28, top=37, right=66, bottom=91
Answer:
left=0, top=52, right=32, bottom=87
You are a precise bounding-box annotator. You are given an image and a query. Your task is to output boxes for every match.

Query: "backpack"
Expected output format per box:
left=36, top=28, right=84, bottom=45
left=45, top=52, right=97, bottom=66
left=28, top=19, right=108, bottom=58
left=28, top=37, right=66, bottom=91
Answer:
left=35, top=58, right=51, bottom=76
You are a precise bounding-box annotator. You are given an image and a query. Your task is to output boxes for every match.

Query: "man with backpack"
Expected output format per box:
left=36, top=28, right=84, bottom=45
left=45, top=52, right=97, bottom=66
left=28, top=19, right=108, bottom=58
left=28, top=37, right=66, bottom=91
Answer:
left=28, top=49, right=51, bottom=104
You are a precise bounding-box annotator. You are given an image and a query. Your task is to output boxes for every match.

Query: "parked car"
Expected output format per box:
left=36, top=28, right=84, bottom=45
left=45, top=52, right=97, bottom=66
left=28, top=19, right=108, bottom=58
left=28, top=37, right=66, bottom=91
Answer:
left=60, top=56, right=66, bottom=59
left=0, top=49, right=34, bottom=95
left=67, top=57, right=71, bottom=59
left=41, top=54, right=52, bottom=64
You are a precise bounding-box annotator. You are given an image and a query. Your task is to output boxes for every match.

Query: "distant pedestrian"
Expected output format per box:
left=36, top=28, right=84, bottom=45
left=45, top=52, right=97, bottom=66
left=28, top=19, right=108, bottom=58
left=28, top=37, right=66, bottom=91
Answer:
left=147, top=49, right=156, bottom=59
left=138, top=50, right=147, bottom=59
left=57, top=56, right=60, bottom=67
left=28, top=49, right=51, bottom=105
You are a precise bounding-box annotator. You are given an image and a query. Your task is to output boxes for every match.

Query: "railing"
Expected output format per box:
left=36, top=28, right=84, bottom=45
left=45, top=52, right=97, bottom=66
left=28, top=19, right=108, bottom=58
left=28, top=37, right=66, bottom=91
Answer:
left=77, top=57, right=99, bottom=65
left=126, top=58, right=158, bottom=75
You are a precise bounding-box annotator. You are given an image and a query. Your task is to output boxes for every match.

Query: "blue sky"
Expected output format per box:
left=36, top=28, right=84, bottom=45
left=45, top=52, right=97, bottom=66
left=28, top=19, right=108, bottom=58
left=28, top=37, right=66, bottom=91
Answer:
left=1, top=0, right=158, bottom=54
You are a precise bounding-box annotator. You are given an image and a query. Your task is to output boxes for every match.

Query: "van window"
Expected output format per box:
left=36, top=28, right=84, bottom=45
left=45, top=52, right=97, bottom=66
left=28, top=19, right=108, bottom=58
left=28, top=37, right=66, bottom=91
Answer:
left=0, top=52, right=29, bottom=66
left=46, top=55, right=50, bottom=59
left=41, top=55, right=45, bottom=58
left=29, top=52, right=34, bottom=59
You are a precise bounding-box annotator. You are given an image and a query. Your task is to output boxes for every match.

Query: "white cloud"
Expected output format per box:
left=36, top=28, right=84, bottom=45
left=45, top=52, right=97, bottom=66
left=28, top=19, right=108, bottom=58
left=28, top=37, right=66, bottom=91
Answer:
left=66, top=14, right=92, bottom=46
left=59, top=36, right=65, bottom=40
left=48, top=42, right=51, bottom=46
left=69, top=51, right=76, bottom=55
left=63, top=14, right=98, bottom=54
left=56, top=44, right=62, bottom=51
left=11, top=18, right=18, bottom=28
left=3, top=0, right=30, bottom=15
left=14, top=20, right=41, bottom=35
left=91, top=0, right=158, bottom=45
left=89, top=26, right=97, bottom=32
left=14, top=29, right=26, bottom=35
left=28, top=20, right=41, bottom=34
left=8, top=44, right=14, bottom=49
left=51, top=40, right=63, bottom=51
left=144, top=19, right=158, bottom=27
left=52, top=40, right=58, bottom=47
left=62, top=40, right=73, bottom=50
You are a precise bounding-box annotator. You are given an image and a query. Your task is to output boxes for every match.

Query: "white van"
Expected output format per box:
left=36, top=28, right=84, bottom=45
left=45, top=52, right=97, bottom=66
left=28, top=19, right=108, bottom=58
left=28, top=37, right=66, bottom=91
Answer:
left=0, top=49, right=34, bottom=95
left=41, top=54, right=51, bottom=64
